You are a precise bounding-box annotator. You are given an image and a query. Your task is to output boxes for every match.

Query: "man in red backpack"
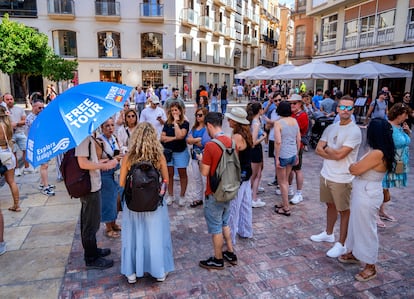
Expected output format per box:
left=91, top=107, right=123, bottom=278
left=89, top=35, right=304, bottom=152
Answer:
left=76, top=135, right=118, bottom=269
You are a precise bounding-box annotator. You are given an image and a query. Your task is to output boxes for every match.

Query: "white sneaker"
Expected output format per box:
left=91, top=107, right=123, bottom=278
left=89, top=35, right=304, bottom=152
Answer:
left=288, top=186, right=295, bottom=196
left=310, top=231, right=335, bottom=243
left=156, top=272, right=168, bottom=282
left=257, top=186, right=265, bottom=193
left=23, top=166, right=34, bottom=174
left=166, top=195, right=174, bottom=206
left=0, top=241, right=6, bottom=256
left=126, top=273, right=136, bottom=284
left=327, top=242, right=347, bottom=258
left=290, top=193, right=303, bottom=205
left=275, top=186, right=281, bottom=195
left=252, top=198, right=266, bottom=208
left=15, top=168, right=21, bottom=177
left=178, top=196, right=186, bottom=207
left=173, top=175, right=180, bottom=181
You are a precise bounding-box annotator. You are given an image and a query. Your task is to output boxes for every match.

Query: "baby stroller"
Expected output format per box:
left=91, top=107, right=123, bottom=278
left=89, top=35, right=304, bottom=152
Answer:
left=310, top=116, right=334, bottom=149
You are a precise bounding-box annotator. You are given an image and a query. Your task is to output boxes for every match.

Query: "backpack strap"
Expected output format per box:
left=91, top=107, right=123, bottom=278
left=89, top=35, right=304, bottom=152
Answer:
left=212, top=138, right=235, bottom=154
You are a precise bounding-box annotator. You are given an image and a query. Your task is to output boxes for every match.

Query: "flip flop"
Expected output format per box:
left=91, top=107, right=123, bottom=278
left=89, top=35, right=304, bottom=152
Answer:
left=8, top=206, right=21, bottom=212
left=275, top=207, right=291, bottom=216
left=190, top=200, right=203, bottom=208
left=379, top=214, right=396, bottom=222
left=377, top=219, right=386, bottom=228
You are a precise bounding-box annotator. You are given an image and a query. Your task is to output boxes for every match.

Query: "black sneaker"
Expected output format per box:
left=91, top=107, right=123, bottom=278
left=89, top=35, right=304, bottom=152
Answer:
left=199, top=257, right=224, bottom=270
left=86, top=257, right=114, bottom=269
left=267, top=179, right=278, bottom=186
left=97, top=248, right=111, bottom=257
left=223, top=251, right=238, bottom=265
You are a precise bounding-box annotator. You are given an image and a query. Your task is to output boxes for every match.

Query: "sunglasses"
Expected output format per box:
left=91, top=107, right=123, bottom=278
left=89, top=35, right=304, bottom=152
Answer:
left=196, top=113, right=204, bottom=117
left=290, top=102, right=300, bottom=105
left=339, top=105, right=354, bottom=111
left=124, top=104, right=130, bottom=107
left=126, top=114, right=136, bottom=118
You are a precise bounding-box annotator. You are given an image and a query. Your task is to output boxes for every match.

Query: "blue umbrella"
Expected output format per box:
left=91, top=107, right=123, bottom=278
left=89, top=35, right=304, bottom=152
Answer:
left=26, top=82, right=133, bottom=167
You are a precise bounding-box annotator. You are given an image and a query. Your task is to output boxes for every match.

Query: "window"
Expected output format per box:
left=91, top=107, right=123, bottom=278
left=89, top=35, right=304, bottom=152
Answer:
left=98, top=31, right=121, bottom=58
left=0, top=0, right=37, bottom=17
left=52, top=30, right=77, bottom=57
left=321, top=15, right=337, bottom=41
left=377, top=10, right=395, bottom=29
left=360, top=15, right=375, bottom=33
left=224, top=47, right=231, bottom=65
left=142, top=70, right=162, bottom=88
left=141, top=33, right=163, bottom=58
left=406, top=8, right=414, bottom=40
left=213, top=44, right=220, bottom=64
left=182, top=37, right=192, bottom=60
left=343, top=20, right=358, bottom=49
left=199, top=42, right=207, bottom=62
left=295, top=25, right=306, bottom=56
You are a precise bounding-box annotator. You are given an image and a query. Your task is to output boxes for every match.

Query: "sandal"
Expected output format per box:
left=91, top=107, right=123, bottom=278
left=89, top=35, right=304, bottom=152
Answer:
left=274, top=204, right=283, bottom=209
left=112, top=223, right=122, bottom=231
left=379, top=213, right=396, bottom=222
left=377, top=218, right=386, bottom=228
left=275, top=207, right=291, bottom=216
left=190, top=200, right=203, bottom=208
left=8, top=206, right=21, bottom=212
left=105, top=230, right=120, bottom=238
left=355, top=264, right=377, bottom=282
left=338, top=252, right=359, bottom=264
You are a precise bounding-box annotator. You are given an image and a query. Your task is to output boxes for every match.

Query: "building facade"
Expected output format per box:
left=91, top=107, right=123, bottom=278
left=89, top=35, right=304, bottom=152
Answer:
left=0, top=0, right=293, bottom=100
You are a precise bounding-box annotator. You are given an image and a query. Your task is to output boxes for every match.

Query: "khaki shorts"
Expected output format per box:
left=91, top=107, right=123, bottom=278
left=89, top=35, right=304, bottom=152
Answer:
left=319, top=176, right=351, bottom=211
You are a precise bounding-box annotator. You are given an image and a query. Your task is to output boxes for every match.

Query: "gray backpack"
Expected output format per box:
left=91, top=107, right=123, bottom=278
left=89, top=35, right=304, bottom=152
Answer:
left=210, top=139, right=241, bottom=202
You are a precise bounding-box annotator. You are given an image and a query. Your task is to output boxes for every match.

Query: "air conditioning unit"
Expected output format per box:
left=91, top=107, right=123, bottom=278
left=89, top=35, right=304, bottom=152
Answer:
left=181, top=52, right=187, bottom=59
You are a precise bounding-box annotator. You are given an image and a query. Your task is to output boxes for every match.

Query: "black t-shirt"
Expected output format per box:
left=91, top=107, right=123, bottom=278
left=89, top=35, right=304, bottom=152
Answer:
left=220, top=85, right=227, bottom=99
left=162, top=120, right=189, bottom=152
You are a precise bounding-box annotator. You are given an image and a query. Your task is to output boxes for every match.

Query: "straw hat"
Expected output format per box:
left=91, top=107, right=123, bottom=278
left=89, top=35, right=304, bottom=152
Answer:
left=225, top=107, right=249, bottom=124
left=287, top=94, right=303, bottom=102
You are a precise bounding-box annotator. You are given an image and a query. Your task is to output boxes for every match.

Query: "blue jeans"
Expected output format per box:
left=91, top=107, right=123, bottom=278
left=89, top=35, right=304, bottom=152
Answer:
left=221, top=100, right=228, bottom=114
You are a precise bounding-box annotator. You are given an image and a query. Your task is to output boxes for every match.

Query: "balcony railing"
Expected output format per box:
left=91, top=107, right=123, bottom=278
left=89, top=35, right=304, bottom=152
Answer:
left=243, top=35, right=252, bottom=44
left=214, top=22, right=225, bottom=35
left=406, top=23, right=414, bottom=40
left=244, top=8, right=253, bottom=20
left=199, top=16, right=213, bottom=31
left=359, top=31, right=374, bottom=48
left=47, top=0, right=74, bottom=15
left=376, top=27, right=394, bottom=44
left=139, top=3, right=164, bottom=17
left=252, top=14, right=260, bottom=24
left=320, top=39, right=336, bottom=53
left=251, top=37, right=259, bottom=47
left=180, top=8, right=198, bottom=26
left=225, top=0, right=236, bottom=11
left=343, top=35, right=358, bottom=50
left=225, top=27, right=236, bottom=39
left=95, top=1, right=120, bottom=17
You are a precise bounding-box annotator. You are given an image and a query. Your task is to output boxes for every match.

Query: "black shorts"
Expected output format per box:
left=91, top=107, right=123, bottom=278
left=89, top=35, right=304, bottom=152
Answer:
left=251, top=144, right=263, bottom=163
left=292, top=148, right=304, bottom=171
left=268, top=140, right=275, bottom=158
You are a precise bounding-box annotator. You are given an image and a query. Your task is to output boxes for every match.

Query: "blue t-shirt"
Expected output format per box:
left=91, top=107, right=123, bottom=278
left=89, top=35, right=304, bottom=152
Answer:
left=189, top=126, right=211, bottom=159
left=312, top=95, right=323, bottom=109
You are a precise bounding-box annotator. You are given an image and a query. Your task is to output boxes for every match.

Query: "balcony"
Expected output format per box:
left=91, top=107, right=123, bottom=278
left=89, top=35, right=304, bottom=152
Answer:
left=139, top=3, right=164, bottom=22
left=244, top=9, right=253, bottom=21
left=320, top=39, right=336, bottom=53
left=180, top=8, right=198, bottom=27
left=199, top=16, right=214, bottom=32
left=343, top=35, right=357, bottom=50
left=213, top=0, right=226, bottom=6
left=214, top=22, right=226, bottom=36
left=95, top=1, right=120, bottom=22
left=251, top=37, right=259, bottom=47
left=252, top=14, right=260, bottom=24
left=376, top=27, right=394, bottom=45
left=243, top=34, right=252, bottom=44
left=224, top=27, right=236, bottom=40
left=47, top=0, right=74, bottom=20
left=225, top=0, right=236, bottom=11
left=359, top=31, right=374, bottom=48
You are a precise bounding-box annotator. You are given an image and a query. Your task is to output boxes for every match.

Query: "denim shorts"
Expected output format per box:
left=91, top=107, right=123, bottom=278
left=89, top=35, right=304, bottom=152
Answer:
left=203, top=194, right=231, bottom=234
left=279, top=155, right=296, bottom=167
left=12, top=132, right=27, bottom=151
left=167, top=148, right=190, bottom=168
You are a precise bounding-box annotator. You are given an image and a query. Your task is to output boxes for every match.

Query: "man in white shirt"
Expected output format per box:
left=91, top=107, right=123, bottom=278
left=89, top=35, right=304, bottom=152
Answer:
left=140, top=95, right=167, bottom=139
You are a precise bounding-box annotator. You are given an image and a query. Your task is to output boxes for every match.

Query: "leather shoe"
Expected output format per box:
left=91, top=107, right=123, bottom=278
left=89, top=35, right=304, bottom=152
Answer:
left=97, top=248, right=111, bottom=257
left=86, top=257, right=113, bottom=270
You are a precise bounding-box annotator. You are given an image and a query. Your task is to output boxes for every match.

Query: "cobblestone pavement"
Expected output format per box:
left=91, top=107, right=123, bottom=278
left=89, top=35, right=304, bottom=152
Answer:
left=59, top=108, right=414, bottom=298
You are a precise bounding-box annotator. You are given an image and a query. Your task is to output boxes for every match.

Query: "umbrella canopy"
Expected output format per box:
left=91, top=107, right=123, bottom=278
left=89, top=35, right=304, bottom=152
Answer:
left=234, top=65, right=268, bottom=79
left=265, top=63, right=296, bottom=80
left=26, top=82, right=133, bottom=167
left=276, top=61, right=356, bottom=80
left=343, top=60, right=412, bottom=79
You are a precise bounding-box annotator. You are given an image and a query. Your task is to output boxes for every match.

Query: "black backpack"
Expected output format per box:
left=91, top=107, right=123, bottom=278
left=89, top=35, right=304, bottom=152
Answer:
left=60, top=142, right=91, bottom=198
left=123, top=161, right=163, bottom=212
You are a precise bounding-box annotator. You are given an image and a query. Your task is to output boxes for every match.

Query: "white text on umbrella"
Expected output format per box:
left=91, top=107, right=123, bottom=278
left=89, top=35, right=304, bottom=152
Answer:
left=64, top=98, right=104, bottom=128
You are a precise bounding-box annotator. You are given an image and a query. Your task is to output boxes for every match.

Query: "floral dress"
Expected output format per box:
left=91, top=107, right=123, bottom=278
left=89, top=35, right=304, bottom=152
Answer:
left=382, top=125, right=411, bottom=188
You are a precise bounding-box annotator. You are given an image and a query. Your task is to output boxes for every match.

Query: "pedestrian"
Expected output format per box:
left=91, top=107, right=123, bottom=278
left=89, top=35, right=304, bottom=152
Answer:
left=198, top=112, right=237, bottom=270
left=310, top=96, right=362, bottom=258
left=119, top=122, right=174, bottom=283
left=211, top=83, right=219, bottom=112
left=339, top=118, right=395, bottom=282
left=117, top=109, right=138, bottom=151
left=76, top=134, right=118, bottom=269
left=0, top=106, right=21, bottom=212
left=134, top=86, right=146, bottom=117
left=139, top=94, right=166, bottom=139
left=220, top=82, right=228, bottom=114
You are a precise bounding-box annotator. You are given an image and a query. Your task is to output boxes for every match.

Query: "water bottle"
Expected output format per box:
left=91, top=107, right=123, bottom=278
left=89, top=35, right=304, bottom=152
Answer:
left=159, top=180, right=167, bottom=196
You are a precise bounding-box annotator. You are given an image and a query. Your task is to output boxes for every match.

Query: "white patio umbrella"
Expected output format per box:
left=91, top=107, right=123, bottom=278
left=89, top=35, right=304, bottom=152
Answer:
left=234, top=66, right=268, bottom=79
left=276, top=61, right=356, bottom=80
left=251, top=63, right=295, bottom=80
left=343, top=60, right=412, bottom=79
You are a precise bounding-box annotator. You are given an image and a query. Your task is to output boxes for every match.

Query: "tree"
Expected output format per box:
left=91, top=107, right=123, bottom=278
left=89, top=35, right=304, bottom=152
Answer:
left=0, top=14, right=78, bottom=105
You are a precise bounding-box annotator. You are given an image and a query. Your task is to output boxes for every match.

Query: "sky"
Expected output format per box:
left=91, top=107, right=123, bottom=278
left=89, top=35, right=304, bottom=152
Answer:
left=281, top=0, right=295, bottom=9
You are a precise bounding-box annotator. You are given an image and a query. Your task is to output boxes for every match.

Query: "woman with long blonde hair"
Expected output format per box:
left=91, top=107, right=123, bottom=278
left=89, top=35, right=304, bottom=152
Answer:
left=0, top=106, right=21, bottom=212
left=119, top=122, right=174, bottom=284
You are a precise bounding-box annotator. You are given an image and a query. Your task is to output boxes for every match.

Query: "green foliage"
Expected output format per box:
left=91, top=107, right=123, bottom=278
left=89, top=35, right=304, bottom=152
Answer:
left=0, top=14, right=49, bottom=76
left=43, top=54, right=78, bottom=82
